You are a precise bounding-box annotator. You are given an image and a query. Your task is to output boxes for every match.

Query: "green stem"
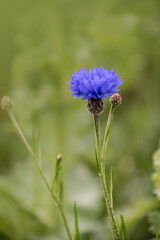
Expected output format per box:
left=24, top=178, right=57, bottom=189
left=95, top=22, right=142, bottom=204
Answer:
left=93, top=114, right=120, bottom=240
left=7, top=110, right=34, bottom=157
left=7, top=109, right=73, bottom=240
left=93, top=114, right=101, bottom=161
left=99, top=170, right=120, bottom=240
left=101, top=105, right=115, bottom=162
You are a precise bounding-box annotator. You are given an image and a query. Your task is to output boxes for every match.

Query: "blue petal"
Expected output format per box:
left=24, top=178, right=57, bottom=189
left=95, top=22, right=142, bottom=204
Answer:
left=68, top=67, right=123, bottom=100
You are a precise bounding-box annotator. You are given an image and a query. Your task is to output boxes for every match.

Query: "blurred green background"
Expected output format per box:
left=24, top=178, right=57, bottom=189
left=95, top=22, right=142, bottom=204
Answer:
left=0, top=0, right=160, bottom=239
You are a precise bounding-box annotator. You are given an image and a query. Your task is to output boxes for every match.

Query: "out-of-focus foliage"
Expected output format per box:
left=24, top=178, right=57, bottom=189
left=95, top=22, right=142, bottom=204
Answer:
left=149, top=146, right=160, bottom=237
left=153, top=147, right=160, bottom=199
left=148, top=211, right=160, bottom=236
left=0, top=0, right=160, bottom=239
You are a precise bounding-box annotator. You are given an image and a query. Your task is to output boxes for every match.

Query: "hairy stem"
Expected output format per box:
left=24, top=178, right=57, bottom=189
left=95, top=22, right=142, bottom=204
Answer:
left=99, top=169, right=120, bottom=240
left=93, top=114, right=101, bottom=161
left=93, top=114, right=120, bottom=240
left=7, top=109, right=73, bottom=240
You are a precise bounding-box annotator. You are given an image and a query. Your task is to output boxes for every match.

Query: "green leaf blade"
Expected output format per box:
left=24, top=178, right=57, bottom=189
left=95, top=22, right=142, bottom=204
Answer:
left=155, top=226, right=159, bottom=240
left=51, top=153, right=63, bottom=202
left=120, top=215, right=129, bottom=240
left=74, top=202, right=80, bottom=240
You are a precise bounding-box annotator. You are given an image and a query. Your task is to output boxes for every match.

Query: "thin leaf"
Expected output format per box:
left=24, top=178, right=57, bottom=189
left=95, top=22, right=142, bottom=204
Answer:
left=95, top=147, right=100, bottom=171
left=86, top=233, right=90, bottom=240
left=116, top=217, right=120, bottom=232
left=51, top=153, right=63, bottom=202
left=74, top=202, right=80, bottom=240
left=120, top=215, right=129, bottom=240
left=155, top=226, right=159, bottom=240
left=120, top=224, right=124, bottom=240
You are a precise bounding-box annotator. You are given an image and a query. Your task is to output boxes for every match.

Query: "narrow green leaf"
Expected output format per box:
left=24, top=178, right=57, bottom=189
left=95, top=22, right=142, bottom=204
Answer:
left=155, top=226, right=159, bottom=240
left=74, top=202, right=80, bottom=240
left=51, top=153, right=63, bottom=202
left=120, top=224, right=124, bottom=240
left=120, top=215, right=129, bottom=240
left=86, top=233, right=90, bottom=240
left=95, top=147, right=100, bottom=171
left=116, top=217, right=120, bottom=232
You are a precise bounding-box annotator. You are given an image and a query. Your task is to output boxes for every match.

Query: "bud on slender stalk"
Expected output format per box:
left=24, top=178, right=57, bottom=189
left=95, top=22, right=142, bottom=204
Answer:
left=57, top=153, right=62, bottom=161
left=87, top=98, right=104, bottom=115
left=1, top=96, right=14, bottom=110
left=110, top=93, right=122, bottom=107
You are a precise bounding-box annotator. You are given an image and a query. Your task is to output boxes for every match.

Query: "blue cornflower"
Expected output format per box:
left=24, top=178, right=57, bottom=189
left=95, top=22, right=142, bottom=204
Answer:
left=68, top=66, right=123, bottom=100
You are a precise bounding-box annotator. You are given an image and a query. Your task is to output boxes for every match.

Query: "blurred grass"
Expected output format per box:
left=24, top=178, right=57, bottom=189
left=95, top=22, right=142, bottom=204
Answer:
left=0, top=0, right=160, bottom=239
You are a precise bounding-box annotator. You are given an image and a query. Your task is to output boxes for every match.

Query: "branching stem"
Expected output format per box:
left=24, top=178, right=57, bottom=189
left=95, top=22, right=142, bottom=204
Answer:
left=93, top=112, right=120, bottom=240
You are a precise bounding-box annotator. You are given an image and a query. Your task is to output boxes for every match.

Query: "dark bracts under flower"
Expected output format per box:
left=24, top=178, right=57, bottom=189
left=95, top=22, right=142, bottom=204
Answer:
left=87, top=98, right=104, bottom=115
left=68, top=66, right=123, bottom=100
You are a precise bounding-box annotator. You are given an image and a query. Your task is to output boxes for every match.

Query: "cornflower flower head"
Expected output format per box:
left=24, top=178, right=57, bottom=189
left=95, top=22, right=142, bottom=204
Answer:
left=68, top=66, right=123, bottom=100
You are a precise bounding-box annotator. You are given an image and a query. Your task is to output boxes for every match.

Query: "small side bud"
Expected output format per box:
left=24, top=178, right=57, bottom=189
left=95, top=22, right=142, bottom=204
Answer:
left=87, top=97, right=104, bottom=115
left=1, top=96, right=14, bottom=110
left=57, top=153, right=62, bottom=161
left=110, top=93, right=122, bottom=107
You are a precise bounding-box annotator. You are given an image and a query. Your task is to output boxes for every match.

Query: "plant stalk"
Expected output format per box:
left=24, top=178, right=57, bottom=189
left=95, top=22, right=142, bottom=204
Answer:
left=7, top=109, right=73, bottom=240
left=93, top=113, right=120, bottom=240
left=101, top=105, right=115, bottom=162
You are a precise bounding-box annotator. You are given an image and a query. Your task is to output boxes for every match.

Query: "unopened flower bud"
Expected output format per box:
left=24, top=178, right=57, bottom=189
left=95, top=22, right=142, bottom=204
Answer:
left=56, top=153, right=62, bottom=166
left=1, top=96, right=14, bottom=110
left=87, top=98, right=104, bottom=115
left=57, top=153, right=62, bottom=160
left=110, top=93, right=122, bottom=107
